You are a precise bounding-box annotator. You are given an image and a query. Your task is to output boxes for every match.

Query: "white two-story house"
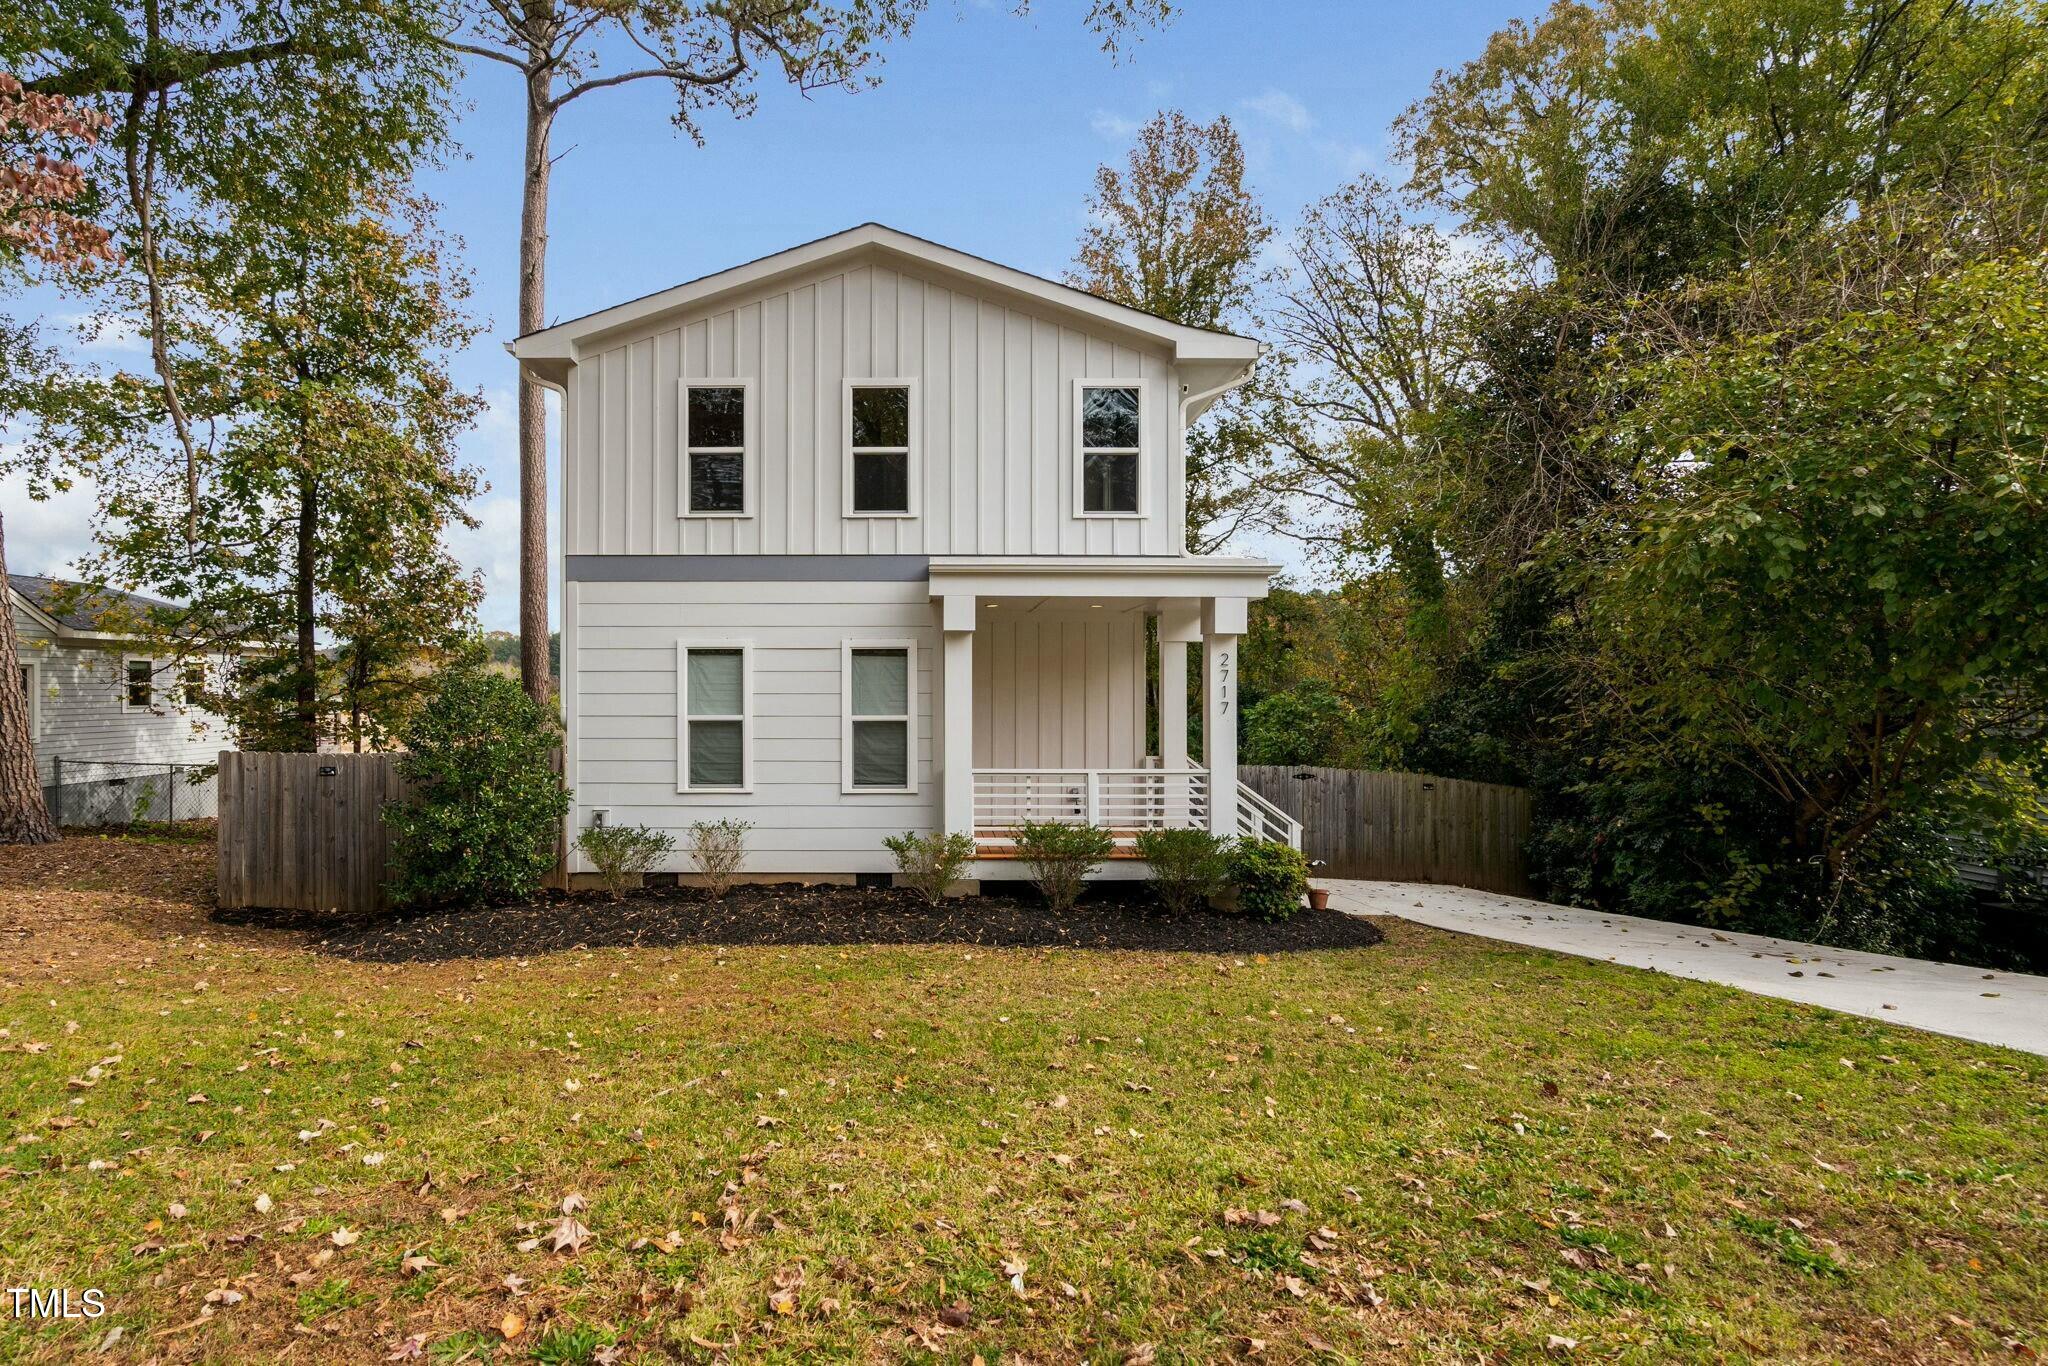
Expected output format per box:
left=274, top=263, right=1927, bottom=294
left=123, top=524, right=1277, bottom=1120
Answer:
left=512, top=224, right=1299, bottom=884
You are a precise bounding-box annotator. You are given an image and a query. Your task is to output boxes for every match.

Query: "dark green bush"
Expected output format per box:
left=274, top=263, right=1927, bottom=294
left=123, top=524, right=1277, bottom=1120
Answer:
left=883, top=830, right=978, bottom=904
left=386, top=667, right=569, bottom=909
left=1013, top=819, right=1115, bottom=911
left=1134, top=827, right=1233, bottom=914
left=1229, top=838, right=1310, bottom=920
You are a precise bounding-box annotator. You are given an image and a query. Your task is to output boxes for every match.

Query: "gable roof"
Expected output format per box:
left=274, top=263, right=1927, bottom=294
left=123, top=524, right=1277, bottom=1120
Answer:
left=510, top=223, right=1262, bottom=374
left=8, top=574, right=180, bottom=640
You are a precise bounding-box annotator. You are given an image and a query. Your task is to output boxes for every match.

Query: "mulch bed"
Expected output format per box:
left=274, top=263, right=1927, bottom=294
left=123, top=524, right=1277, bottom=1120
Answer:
left=217, top=882, right=1384, bottom=962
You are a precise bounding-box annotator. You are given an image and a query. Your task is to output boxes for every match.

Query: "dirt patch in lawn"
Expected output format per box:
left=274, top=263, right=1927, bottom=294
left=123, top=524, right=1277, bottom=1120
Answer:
left=219, top=881, right=1385, bottom=961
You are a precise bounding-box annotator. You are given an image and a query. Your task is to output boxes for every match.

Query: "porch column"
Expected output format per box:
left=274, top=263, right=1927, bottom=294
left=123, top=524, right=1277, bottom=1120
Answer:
left=940, top=594, right=976, bottom=840
left=1203, top=597, right=1246, bottom=839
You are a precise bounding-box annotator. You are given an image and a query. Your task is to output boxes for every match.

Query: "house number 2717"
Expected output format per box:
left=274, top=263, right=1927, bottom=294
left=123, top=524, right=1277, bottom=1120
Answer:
left=1216, top=650, right=1232, bottom=714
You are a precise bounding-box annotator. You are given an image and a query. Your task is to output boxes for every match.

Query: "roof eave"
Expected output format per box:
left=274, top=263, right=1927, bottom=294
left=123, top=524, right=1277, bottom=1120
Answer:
left=510, top=224, right=1261, bottom=369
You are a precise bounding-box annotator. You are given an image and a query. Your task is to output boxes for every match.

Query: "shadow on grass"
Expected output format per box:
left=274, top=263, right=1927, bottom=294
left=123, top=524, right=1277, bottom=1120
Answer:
left=212, top=880, right=1384, bottom=963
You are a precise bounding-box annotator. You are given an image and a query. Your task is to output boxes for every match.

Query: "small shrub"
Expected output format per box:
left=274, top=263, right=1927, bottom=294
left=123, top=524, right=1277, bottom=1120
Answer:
left=1133, top=827, right=1233, bottom=914
left=1229, top=838, right=1310, bottom=920
left=386, top=667, right=569, bottom=909
left=576, top=823, right=676, bottom=901
left=883, top=830, right=977, bottom=904
left=1013, top=818, right=1115, bottom=912
left=688, top=818, right=752, bottom=898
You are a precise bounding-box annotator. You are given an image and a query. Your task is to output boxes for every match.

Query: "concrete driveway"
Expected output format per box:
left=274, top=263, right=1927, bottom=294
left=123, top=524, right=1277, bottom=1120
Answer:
left=1323, top=879, right=2048, bottom=1057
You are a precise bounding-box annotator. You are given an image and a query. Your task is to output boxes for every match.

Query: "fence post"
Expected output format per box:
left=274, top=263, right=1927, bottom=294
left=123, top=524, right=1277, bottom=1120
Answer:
left=51, top=756, right=63, bottom=828
left=168, top=765, right=177, bottom=824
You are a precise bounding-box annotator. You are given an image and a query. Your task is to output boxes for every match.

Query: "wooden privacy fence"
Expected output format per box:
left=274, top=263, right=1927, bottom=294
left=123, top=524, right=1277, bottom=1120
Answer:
left=216, top=750, right=566, bottom=917
left=1238, top=765, right=1534, bottom=896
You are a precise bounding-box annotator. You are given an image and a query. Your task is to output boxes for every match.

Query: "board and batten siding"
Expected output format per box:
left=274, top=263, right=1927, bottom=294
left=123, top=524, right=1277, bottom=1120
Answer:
left=569, top=579, right=940, bottom=874
left=563, top=262, right=1184, bottom=559
left=971, top=609, right=1148, bottom=771
left=12, top=606, right=229, bottom=784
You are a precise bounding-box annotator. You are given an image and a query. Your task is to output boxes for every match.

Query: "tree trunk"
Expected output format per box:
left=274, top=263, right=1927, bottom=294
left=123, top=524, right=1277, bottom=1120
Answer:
left=517, top=66, right=555, bottom=705
left=0, top=512, right=60, bottom=844
left=294, top=470, right=320, bottom=751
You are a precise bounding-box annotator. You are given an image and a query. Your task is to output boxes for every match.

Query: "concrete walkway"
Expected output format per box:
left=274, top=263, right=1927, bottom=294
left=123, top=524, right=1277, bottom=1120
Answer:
left=1323, top=879, right=2048, bottom=1058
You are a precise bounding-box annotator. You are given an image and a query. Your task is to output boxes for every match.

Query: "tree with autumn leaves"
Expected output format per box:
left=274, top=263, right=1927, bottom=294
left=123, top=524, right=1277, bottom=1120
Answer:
left=0, top=72, right=112, bottom=843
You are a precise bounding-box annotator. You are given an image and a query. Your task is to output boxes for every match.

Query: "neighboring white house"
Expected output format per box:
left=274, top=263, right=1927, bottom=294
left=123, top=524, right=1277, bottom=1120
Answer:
left=512, top=223, right=1300, bottom=883
left=9, top=574, right=233, bottom=822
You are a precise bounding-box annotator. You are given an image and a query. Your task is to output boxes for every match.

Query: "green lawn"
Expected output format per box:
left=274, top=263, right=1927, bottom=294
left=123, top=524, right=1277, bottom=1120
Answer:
left=3, top=832, right=2043, bottom=1362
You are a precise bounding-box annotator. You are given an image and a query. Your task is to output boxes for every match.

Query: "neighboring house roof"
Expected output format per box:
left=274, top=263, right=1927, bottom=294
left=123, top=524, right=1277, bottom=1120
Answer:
left=8, top=574, right=179, bottom=641
left=510, top=223, right=1263, bottom=379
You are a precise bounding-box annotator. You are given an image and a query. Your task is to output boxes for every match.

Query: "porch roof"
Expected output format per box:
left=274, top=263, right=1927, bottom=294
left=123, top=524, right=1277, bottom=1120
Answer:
left=926, top=555, right=1277, bottom=604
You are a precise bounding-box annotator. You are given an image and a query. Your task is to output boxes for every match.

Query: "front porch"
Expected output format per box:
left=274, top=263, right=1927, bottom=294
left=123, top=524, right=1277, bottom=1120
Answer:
left=926, top=555, right=1298, bottom=869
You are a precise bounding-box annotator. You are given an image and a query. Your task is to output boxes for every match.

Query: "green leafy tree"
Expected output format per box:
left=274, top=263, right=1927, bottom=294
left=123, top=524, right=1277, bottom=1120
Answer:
left=1070, top=109, right=1274, bottom=551
left=11, top=22, right=479, bottom=753
left=1586, top=214, right=2048, bottom=892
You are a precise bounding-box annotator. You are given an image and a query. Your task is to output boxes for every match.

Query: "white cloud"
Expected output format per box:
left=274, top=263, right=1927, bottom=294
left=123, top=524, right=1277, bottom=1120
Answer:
left=1242, top=89, right=1314, bottom=135
left=1089, top=110, right=1141, bottom=142
left=60, top=312, right=148, bottom=355
left=0, top=467, right=98, bottom=580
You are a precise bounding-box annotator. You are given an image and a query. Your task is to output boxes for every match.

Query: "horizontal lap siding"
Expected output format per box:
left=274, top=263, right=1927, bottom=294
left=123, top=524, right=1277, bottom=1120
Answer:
left=567, top=263, right=1177, bottom=558
left=12, top=618, right=231, bottom=783
left=572, top=579, right=938, bottom=874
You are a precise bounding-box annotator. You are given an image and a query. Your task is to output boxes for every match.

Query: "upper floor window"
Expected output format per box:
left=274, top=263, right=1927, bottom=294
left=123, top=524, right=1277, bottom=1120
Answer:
left=683, top=382, right=748, bottom=516
left=1077, top=383, right=1141, bottom=516
left=124, top=657, right=154, bottom=710
left=846, top=381, right=916, bottom=517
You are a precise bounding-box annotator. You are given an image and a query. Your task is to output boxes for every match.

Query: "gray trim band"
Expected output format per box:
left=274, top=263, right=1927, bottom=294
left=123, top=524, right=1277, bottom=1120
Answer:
left=566, top=554, right=931, bottom=583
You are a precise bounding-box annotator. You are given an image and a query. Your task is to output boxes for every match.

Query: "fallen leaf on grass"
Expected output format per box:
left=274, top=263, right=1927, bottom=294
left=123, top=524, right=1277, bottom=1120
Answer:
left=329, top=1228, right=359, bottom=1248
left=550, top=1216, right=592, bottom=1254
left=253, top=1193, right=272, bottom=1215
left=385, top=1334, right=427, bottom=1361
left=400, top=1252, right=438, bottom=1277
left=500, top=1311, right=525, bottom=1340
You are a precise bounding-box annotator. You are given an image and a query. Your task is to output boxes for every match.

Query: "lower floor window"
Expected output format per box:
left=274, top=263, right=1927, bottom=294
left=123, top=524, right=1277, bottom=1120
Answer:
left=845, top=644, right=913, bottom=791
left=680, top=644, right=749, bottom=790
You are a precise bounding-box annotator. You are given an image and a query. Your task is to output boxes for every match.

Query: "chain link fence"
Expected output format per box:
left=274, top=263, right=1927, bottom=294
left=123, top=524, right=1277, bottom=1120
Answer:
left=45, top=757, right=219, bottom=829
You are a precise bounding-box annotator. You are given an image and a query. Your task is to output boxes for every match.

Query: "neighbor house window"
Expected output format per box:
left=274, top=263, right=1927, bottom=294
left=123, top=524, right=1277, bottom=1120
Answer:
left=682, top=381, right=748, bottom=516
left=845, top=381, right=915, bottom=516
left=843, top=642, right=915, bottom=793
left=1077, top=383, right=1141, bottom=515
left=677, top=642, right=750, bottom=792
left=181, top=663, right=207, bottom=707
left=124, top=657, right=154, bottom=710
left=16, top=663, right=37, bottom=741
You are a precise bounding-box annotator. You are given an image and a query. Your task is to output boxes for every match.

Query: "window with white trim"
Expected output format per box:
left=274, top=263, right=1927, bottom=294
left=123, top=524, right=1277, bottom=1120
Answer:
left=842, top=642, right=915, bottom=792
left=180, top=662, right=208, bottom=707
left=846, top=381, right=914, bottom=516
left=677, top=643, right=751, bottom=791
left=682, top=382, right=748, bottom=515
left=1077, top=383, right=1141, bottom=515
left=124, top=657, right=154, bottom=710
left=16, top=662, right=38, bottom=741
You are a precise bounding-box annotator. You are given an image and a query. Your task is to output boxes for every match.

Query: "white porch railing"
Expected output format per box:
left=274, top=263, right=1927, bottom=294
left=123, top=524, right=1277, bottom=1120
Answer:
left=970, top=768, right=1303, bottom=854
left=1236, top=784, right=1304, bottom=850
left=972, top=768, right=1209, bottom=851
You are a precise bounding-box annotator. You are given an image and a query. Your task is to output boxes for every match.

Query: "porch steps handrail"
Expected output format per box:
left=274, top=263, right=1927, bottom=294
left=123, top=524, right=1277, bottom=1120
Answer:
left=1236, top=784, right=1304, bottom=850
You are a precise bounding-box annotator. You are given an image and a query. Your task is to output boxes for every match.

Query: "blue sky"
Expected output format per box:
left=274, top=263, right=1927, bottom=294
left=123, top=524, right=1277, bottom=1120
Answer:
left=10, top=0, right=1534, bottom=630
